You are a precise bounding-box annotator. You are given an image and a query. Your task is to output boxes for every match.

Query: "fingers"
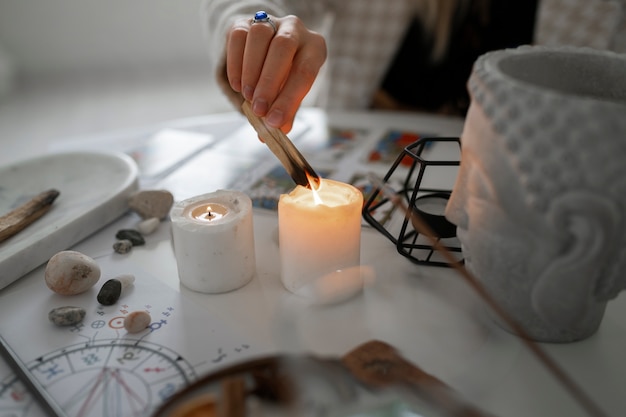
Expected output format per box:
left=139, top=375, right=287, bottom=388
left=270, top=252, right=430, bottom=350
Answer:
left=225, top=15, right=326, bottom=132
left=241, top=23, right=277, bottom=101
left=225, top=19, right=249, bottom=94
left=250, top=32, right=298, bottom=121
left=262, top=35, right=326, bottom=132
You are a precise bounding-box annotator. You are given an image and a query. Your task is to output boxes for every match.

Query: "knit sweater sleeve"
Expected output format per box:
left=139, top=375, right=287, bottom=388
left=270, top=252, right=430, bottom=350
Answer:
left=534, top=0, right=625, bottom=52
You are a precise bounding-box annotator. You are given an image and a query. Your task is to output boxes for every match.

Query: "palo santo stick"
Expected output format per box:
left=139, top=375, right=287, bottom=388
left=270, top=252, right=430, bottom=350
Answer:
left=241, top=101, right=320, bottom=189
left=343, top=340, right=489, bottom=417
left=367, top=173, right=607, bottom=417
left=218, top=376, right=247, bottom=417
left=0, top=189, right=60, bottom=243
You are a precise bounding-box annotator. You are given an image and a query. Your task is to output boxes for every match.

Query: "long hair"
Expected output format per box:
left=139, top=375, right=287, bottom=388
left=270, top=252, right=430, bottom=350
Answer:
left=416, top=0, right=490, bottom=62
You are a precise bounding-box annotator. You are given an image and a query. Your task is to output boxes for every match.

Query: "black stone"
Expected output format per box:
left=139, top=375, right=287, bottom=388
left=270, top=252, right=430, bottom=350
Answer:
left=115, top=229, right=145, bottom=246
left=97, top=279, right=122, bottom=305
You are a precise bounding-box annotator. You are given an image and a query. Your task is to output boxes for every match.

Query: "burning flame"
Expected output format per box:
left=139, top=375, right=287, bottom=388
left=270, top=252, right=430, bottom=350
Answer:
left=306, top=172, right=323, bottom=205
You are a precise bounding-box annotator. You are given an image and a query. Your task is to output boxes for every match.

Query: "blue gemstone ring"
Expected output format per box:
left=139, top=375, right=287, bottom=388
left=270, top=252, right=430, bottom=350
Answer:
left=252, top=10, right=276, bottom=33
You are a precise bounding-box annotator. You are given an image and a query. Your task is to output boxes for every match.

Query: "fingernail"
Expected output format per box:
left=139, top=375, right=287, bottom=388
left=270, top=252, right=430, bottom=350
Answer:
left=252, top=99, right=268, bottom=115
left=266, top=109, right=284, bottom=127
left=243, top=85, right=254, bottom=101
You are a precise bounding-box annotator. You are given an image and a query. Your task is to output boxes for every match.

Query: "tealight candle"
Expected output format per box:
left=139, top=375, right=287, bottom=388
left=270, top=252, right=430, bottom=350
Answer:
left=278, top=179, right=363, bottom=294
left=190, top=203, right=228, bottom=222
left=170, top=190, right=256, bottom=293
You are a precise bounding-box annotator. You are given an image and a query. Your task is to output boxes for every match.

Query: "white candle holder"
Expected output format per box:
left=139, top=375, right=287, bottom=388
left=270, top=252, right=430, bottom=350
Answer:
left=170, top=190, right=256, bottom=293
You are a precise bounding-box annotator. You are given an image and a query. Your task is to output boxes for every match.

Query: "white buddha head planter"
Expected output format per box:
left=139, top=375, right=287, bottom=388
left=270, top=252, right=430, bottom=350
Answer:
left=445, top=45, right=626, bottom=342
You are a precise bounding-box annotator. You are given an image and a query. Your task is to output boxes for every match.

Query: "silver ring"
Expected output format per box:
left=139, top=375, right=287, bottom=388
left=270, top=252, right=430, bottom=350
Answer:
left=252, top=10, right=276, bottom=33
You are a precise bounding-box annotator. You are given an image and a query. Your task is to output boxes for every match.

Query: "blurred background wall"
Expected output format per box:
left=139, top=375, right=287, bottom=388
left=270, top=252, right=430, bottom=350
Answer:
left=0, top=0, right=232, bottom=159
left=0, top=0, right=211, bottom=81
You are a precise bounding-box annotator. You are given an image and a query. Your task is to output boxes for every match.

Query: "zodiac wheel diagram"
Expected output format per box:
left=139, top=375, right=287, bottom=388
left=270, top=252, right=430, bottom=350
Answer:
left=0, top=338, right=197, bottom=417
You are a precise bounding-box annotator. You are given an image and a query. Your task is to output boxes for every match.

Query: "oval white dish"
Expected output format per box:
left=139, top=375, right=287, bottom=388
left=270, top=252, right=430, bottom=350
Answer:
left=0, top=151, right=139, bottom=289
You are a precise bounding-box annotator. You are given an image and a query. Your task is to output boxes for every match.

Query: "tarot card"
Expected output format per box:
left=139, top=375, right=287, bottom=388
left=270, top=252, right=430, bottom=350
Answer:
left=247, top=165, right=333, bottom=211
left=366, top=130, right=434, bottom=167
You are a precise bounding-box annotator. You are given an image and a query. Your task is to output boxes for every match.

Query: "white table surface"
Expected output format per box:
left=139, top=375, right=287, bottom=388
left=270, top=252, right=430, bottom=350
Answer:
left=1, top=103, right=625, bottom=417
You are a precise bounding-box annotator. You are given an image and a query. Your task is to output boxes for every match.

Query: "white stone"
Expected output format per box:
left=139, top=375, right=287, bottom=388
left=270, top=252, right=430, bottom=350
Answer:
left=137, top=217, right=160, bottom=235
left=116, top=273, right=136, bottom=289
left=44, top=251, right=101, bottom=295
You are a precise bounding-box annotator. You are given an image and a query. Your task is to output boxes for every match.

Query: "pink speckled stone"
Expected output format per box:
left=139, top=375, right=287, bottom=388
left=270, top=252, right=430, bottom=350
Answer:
left=44, top=251, right=101, bottom=295
left=124, top=311, right=151, bottom=334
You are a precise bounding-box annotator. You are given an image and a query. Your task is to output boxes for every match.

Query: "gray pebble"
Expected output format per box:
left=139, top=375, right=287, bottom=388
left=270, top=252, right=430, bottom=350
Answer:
left=124, top=310, right=151, bottom=333
left=137, top=217, right=160, bottom=235
left=113, top=239, right=133, bottom=254
left=49, top=306, right=86, bottom=326
left=128, top=190, right=174, bottom=220
left=115, top=229, right=145, bottom=246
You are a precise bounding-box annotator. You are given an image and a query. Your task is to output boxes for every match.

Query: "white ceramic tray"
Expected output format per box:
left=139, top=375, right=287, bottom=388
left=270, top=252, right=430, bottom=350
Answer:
left=0, top=151, right=139, bottom=290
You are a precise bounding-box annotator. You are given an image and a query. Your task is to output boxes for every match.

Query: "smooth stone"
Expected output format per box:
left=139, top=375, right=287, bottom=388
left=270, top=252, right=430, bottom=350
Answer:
left=116, top=273, right=136, bottom=289
left=48, top=306, right=86, bottom=326
left=97, top=274, right=135, bottom=305
left=113, top=239, right=133, bottom=254
left=124, top=310, right=151, bottom=333
left=115, top=229, right=145, bottom=246
left=128, top=190, right=174, bottom=220
left=45, top=251, right=101, bottom=295
left=137, top=217, right=160, bottom=235
left=97, top=279, right=122, bottom=305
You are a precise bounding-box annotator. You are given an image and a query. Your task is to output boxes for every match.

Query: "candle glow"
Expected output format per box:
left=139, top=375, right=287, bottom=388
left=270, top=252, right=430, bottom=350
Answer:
left=310, top=184, right=323, bottom=205
left=190, top=203, right=228, bottom=222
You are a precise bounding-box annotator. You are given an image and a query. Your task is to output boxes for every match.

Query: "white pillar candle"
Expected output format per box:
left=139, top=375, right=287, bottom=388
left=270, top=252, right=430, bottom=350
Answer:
left=170, top=190, right=256, bottom=293
left=278, top=179, right=363, bottom=294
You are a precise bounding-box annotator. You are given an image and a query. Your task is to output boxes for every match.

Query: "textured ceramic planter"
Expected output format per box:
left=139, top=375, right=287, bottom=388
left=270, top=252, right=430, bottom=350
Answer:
left=446, top=45, right=626, bottom=342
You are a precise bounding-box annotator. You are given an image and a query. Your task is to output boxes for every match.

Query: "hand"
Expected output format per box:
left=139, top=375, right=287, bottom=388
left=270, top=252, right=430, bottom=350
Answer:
left=226, top=14, right=327, bottom=133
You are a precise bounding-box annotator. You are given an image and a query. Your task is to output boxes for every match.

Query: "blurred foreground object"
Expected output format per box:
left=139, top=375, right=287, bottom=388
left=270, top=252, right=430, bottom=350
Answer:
left=152, top=340, right=492, bottom=417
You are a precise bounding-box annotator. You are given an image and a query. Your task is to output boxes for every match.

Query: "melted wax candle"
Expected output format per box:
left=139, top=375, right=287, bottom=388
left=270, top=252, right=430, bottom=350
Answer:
left=170, top=190, right=256, bottom=294
left=190, top=203, right=228, bottom=222
left=278, top=179, right=363, bottom=294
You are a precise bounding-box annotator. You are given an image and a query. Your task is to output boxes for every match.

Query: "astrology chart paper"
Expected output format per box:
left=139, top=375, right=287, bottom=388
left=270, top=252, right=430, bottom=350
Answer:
left=0, top=254, right=269, bottom=417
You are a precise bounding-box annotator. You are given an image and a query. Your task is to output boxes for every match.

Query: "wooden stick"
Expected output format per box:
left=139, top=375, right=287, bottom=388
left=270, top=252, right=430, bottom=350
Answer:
left=218, top=376, right=247, bottom=417
left=343, top=340, right=489, bottom=417
left=0, top=189, right=60, bottom=243
left=241, top=101, right=320, bottom=189
left=367, top=173, right=607, bottom=417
